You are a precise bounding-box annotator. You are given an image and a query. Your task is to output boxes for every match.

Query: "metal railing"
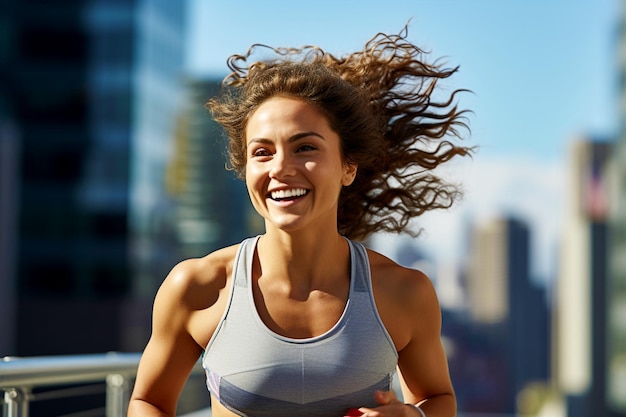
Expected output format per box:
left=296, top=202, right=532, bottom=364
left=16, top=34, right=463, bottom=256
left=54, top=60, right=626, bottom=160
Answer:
left=0, top=354, right=532, bottom=417
left=0, top=352, right=204, bottom=417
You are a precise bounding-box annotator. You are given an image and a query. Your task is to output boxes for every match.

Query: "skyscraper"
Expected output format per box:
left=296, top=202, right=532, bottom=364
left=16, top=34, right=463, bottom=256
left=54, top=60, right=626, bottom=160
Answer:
left=557, top=138, right=613, bottom=417
left=0, top=121, right=19, bottom=356
left=466, top=218, right=509, bottom=324
left=465, top=216, right=549, bottom=414
left=0, top=0, right=188, bottom=356
left=607, top=3, right=626, bottom=412
left=166, top=77, right=263, bottom=263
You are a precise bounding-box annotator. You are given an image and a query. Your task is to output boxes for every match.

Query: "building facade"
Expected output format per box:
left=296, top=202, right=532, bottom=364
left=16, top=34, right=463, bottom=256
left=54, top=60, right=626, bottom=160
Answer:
left=166, top=78, right=262, bottom=265
left=607, top=2, right=626, bottom=411
left=0, top=0, right=187, bottom=356
left=464, top=216, right=549, bottom=414
left=557, top=139, right=617, bottom=417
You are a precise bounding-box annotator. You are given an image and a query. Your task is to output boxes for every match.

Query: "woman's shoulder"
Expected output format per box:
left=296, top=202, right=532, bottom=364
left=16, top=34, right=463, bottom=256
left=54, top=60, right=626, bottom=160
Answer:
left=173, top=244, right=240, bottom=283
left=156, top=243, right=242, bottom=312
left=365, top=247, right=438, bottom=312
left=366, top=248, right=431, bottom=287
left=365, top=247, right=442, bottom=350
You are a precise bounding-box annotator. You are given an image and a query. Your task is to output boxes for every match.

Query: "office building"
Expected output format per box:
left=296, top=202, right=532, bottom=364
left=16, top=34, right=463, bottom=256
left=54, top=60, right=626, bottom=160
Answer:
left=557, top=138, right=614, bottom=417
left=607, top=3, right=626, bottom=412
left=465, top=216, right=549, bottom=414
left=0, top=0, right=187, bottom=356
left=166, top=77, right=263, bottom=262
left=0, top=121, right=19, bottom=356
left=608, top=137, right=626, bottom=416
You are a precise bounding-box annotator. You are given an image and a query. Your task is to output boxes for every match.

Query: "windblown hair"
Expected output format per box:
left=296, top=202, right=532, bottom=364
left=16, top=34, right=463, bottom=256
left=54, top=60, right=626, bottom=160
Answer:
left=206, top=26, right=473, bottom=241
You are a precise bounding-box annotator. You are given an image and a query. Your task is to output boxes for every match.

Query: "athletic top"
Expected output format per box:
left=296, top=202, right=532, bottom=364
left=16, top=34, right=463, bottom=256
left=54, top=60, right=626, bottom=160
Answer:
left=202, top=236, right=398, bottom=417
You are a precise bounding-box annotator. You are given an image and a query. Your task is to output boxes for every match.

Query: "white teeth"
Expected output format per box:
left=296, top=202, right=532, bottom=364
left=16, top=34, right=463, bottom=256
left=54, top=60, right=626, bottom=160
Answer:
left=271, top=188, right=307, bottom=200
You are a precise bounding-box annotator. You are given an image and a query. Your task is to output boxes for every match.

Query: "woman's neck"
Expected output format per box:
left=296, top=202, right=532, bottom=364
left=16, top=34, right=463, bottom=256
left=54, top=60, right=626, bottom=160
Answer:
left=256, top=227, right=350, bottom=292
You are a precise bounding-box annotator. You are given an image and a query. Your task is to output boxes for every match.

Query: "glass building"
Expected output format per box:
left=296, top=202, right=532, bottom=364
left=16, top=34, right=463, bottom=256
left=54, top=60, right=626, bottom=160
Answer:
left=166, top=78, right=263, bottom=265
left=0, top=0, right=188, bottom=356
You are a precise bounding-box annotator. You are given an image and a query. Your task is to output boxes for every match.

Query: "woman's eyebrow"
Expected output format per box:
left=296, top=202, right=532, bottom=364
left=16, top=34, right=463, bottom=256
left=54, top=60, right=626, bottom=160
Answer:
left=288, top=131, right=325, bottom=142
left=247, top=131, right=325, bottom=146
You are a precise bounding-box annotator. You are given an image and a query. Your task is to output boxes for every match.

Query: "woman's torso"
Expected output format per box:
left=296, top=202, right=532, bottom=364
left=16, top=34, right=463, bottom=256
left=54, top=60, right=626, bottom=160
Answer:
left=200, top=236, right=399, bottom=417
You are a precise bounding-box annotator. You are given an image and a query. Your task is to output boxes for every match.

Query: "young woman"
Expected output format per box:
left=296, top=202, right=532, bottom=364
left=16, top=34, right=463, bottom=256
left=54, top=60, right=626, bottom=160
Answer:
left=128, top=27, right=472, bottom=417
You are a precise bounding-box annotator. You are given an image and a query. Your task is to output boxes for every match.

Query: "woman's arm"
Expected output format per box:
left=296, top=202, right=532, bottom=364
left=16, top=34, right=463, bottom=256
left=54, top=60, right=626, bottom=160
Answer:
left=396, top=270, right=456, bottom=417
left=128, top=260, right=208, bottom=416
left=364, top=258, right=456, bottom=417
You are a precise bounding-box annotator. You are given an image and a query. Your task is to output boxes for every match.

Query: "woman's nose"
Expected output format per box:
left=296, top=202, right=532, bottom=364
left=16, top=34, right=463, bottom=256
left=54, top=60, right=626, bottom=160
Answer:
left=269, top=152, right=297, bottom=178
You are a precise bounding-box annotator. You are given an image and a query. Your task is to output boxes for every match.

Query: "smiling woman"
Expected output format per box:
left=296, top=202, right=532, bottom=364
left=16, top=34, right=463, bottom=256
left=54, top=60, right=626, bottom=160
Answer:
left=129, top=26, right=473, bottom=417
left=243, top=97, right=356, bottom=235
left=209, top=30, right=473, bottom=240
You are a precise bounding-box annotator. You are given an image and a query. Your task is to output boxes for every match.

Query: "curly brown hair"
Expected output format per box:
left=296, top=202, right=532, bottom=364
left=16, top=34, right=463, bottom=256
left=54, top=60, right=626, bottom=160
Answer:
left=206, top=26, right=473, bottom=241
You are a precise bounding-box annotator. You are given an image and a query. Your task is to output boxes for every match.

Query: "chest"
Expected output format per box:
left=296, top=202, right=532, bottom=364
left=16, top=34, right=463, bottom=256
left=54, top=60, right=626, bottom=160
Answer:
left=203, top=288, right=398, bottom=417
left=252, top=281, right=349, bottom=339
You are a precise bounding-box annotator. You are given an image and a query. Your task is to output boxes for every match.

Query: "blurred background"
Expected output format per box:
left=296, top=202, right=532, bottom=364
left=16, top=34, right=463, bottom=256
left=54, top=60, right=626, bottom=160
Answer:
left=0, top=0, right=624, bottom=416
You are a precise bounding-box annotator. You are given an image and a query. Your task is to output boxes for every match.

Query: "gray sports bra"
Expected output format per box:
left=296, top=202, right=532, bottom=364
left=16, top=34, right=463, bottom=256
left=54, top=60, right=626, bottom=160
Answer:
left=202, top=236, right=398, bottom=417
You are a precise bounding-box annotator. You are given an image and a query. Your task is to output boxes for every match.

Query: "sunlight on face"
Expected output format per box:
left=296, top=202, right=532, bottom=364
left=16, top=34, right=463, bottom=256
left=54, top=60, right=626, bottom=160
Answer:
left=244, top=97, right=356, bottom=234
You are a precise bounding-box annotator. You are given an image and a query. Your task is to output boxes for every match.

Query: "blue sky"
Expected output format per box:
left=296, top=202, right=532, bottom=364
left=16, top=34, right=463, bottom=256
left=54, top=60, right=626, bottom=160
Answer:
left=186, top=0, right=620, bottom=159
left=184, top=0, right=621, bottom=284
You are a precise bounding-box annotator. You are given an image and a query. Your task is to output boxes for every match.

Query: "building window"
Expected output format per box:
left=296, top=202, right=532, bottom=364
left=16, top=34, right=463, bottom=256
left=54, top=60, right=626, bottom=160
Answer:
left=21, top=262, right=75, bottom=294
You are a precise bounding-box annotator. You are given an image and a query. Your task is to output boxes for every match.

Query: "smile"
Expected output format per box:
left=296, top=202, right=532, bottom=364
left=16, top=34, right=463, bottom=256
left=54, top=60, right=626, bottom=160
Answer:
left=269, top=188, right=309, bottom=201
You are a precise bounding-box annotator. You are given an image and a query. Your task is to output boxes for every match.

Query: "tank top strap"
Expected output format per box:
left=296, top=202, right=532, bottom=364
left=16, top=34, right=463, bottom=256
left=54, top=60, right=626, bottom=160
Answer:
left=232, top=235, right=261, bottom=289
left=235, top=236, right=370, bottom=294
left=346, top=239, right=370, bottom=294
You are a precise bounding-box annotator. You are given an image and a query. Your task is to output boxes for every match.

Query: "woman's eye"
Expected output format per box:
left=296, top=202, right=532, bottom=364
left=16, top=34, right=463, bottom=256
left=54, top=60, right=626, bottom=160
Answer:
left=297, top=144, right=317, bottom=152
left=252, top=148, right=271, bottom=157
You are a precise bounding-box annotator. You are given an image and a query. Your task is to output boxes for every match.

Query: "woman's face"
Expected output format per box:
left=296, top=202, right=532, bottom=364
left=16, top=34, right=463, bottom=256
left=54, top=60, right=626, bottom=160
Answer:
left=244, top=96, right=357, bottom=234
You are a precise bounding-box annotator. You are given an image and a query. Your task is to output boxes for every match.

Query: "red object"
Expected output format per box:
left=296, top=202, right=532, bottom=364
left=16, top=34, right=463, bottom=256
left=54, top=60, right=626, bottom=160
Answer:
left=345, top=408, right=363, bottom=416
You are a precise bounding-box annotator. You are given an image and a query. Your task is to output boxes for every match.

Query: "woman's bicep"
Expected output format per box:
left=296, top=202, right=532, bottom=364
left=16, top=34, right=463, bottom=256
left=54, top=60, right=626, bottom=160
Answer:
left=397, top=274, right=454, bottom=405
left=129, top=272, right=204, bottom=415
left=130, top=332, right=202, bottom=415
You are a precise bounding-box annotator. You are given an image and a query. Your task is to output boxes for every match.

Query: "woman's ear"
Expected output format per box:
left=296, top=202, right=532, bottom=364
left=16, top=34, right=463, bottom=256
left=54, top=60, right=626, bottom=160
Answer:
left=342, top=163, right=358, bottom=186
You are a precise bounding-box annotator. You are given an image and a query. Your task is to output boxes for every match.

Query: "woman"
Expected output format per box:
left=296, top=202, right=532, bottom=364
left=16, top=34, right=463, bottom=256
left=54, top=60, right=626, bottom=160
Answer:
left=129, top=27, right=472, bottom=417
